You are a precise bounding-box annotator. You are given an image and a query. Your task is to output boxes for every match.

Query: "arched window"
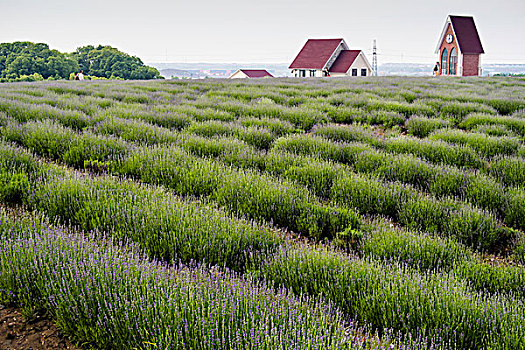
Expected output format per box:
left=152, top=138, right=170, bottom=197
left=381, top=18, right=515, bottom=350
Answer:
left=441, top=48, right=448, bottom=75
left=449, top=48, right=457, bottom=75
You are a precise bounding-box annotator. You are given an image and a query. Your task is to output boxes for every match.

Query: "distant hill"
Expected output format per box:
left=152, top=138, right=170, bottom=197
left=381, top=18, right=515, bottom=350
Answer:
left=159, top=69, right=206, bottom=79
left=150, top=62, right=525, bottom=78
left=150, top=63, right=290, bottom=78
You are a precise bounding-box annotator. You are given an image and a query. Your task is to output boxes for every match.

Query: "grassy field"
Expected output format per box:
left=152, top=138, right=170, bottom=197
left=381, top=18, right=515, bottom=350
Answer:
left=0, top=76, right=524, bottom=349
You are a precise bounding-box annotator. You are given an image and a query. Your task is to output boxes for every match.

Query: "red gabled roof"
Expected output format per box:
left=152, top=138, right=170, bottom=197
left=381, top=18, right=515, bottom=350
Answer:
left=328, top=50, right=361, bottom=73
left=289, top=39, right=344, bottom=69
left=239, top=69, right=274, bottom=78
left=450, top=16, right=484, bottom=54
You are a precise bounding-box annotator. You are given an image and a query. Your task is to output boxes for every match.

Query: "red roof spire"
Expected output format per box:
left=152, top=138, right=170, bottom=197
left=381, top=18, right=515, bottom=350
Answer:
left=449, top=16, right=484, bottom=54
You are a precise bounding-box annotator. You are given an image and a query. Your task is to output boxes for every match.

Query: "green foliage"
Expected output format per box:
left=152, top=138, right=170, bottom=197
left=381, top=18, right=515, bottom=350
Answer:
left=331, top=173, right=412, bottom=219
left=367, top=99, right=434, bottom=117
left=0, top=97, right=93, bottom=129
left=361, top=222, right=472, bottom=270
left=331, top=171, right=504, bottom=251
left=439, top=101, right=497, bottom=119
left=237, top=117, right=295, bottom=136
left=505, top=189, right=525, bottom=231
left=311, top=123, right=380, bottom=145
left=485, top=99, right=525, bottom=115
left=0, top=172, right=29, bottom=204
left=472, top=123, right=517, bottom=137
left=71, top=45, right=162, bottom=80
left=514, top=236, right=525, bottom=264
left=0, top=42, right=161, bottom=82
left=280, top=158, right=345, bottom=198
left=382, top=136, right=482, bottom=168
left=488, top=156, right=525, bottom=187
left=454, top=259, right=525, bottom=297
left=334, top=226, right=364, bottom=252
left=273, top=134, right=343, bottom=161
left=118, top=145, right=360, bottom=239
left=261, top=246, right=525, bottom=349
left=460, top=113, right=525, bottom=136
left=326, top=106, right=405, bottom=127
left=0, top=73, right=45, bottom=83
left=4, top=120, right=129, bottom=167
left=430, top=129, right=521, bottom=157
left=186, top=120, right=275, bottom=149
left=405, top=116, right=450, bottom=138
left=0, top=42, right=79, bottom=80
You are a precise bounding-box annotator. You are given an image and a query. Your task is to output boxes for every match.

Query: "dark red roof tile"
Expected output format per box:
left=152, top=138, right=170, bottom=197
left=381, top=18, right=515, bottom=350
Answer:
left=289, top=39, right=344, bottom=69
left=328, top=50, right=361, bottom=73
left=239, top=69, right=274, bottom=78
left=450, top=16, right=484, bottom=54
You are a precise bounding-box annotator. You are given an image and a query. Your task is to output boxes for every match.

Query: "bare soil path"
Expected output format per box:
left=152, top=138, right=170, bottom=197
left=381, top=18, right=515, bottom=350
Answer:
left=0, top=305, right=79, bottom=350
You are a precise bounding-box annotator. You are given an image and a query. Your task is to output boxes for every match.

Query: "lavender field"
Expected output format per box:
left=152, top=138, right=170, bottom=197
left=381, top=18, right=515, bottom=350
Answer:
left=0, top=76, right=524, bottom=349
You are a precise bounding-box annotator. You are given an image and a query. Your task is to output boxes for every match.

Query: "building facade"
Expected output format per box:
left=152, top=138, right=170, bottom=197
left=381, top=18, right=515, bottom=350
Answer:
left=435, top=16, right=484, bottom=76
left=289, top=39, right=373, bottom=78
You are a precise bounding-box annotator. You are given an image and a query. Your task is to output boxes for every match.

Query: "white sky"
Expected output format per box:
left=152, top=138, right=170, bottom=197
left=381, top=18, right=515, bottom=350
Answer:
left=1, top=0, right=524, bottom=64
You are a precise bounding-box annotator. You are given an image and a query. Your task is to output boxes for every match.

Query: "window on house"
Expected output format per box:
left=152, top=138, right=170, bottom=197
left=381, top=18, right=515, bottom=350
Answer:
left=352, top=69, right=358, bottom=76
left=361, top=69, right=367, bottom=76
left=449, top=48, right=457, bottom=75
left=299, top=70, right=305, bottom=77
left=441, top=48, right=448, bottom=75
left=310, top=70, right=316, bottom=77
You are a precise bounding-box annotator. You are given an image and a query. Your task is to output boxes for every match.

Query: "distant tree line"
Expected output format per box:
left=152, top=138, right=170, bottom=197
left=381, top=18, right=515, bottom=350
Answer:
left=492, top=73, right=525, bottom=77
left=0, top=42, right=162, bottom=82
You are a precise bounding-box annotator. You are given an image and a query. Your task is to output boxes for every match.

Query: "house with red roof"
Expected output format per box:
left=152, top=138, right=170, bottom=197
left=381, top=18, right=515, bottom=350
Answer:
left=435, top=15, right=484, bottom=76
left=289, top=38, right=372, bottom=78
left=229, top=69, right=274, bottom=79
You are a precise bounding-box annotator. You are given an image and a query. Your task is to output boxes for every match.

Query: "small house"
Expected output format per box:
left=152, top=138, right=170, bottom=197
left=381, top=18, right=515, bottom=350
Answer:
left=289, top=38, right=372, bottom=77
left=229, top=69, right=274, bottom=79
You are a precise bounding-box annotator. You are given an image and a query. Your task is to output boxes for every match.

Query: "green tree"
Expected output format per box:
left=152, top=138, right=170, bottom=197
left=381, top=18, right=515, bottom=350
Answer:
left=0, top=42, right=79, bottom=80
left=71, top=45, right=162, bottom=80
left=0, top=41, right=161, bottom=82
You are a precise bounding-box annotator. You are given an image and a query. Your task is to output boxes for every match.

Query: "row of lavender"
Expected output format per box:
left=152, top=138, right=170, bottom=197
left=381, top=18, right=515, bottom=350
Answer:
left=1, top=116, right=523, bottom=254
left=0, top=207, right=383, bottom=350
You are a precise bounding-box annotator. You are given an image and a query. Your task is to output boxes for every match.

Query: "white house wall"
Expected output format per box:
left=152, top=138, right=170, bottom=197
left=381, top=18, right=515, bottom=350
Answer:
left=348, top=54, right=372, bottom=76
left=292, top=69, right=325, bottom=77
left=230, top=71, right=248, bottom=79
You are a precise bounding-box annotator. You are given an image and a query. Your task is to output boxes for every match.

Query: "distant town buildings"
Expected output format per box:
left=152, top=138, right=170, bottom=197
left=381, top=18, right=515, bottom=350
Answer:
left=435, top=15, right=484, bottom=76
left=289, top=39, right=372, bottom=78
left=229, top=69, right=274, bottom=79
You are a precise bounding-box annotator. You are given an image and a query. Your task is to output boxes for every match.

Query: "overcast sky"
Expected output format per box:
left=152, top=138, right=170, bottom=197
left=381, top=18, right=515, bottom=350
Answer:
left=1, top=0, right=524, bottom=65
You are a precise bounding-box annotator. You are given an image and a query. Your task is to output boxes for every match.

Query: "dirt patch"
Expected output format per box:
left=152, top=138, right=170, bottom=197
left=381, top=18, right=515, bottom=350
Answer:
left=0, top=305, right=79, bottom=350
